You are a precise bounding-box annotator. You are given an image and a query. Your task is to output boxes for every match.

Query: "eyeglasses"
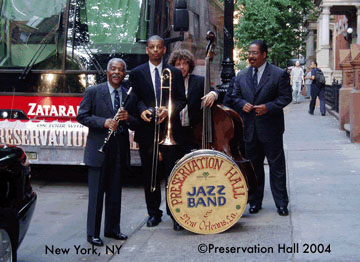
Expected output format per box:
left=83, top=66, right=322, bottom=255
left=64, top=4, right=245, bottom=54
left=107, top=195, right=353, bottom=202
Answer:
left=248, top=51, right=260, bottom=55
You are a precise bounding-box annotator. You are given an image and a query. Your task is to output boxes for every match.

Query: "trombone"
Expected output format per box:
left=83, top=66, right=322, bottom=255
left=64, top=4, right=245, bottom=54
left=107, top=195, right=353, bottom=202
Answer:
left=150, top=68, right=176, bottom=192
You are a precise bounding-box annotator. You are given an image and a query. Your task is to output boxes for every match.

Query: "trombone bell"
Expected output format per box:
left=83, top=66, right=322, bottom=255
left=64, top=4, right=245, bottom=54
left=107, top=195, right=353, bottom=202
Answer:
left=159, top=68, right=176, bottom=146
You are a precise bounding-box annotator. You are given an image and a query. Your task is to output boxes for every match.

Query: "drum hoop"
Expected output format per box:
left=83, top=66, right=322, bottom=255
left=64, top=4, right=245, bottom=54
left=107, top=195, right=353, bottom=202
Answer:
left=167, top=149, right=248, bottom=234
left=170, top=149, right=236, bottom=179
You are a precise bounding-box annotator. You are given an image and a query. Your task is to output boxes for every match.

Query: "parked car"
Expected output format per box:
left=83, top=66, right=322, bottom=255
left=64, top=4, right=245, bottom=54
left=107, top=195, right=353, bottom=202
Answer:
left=0, top=144, right=37, bottom=262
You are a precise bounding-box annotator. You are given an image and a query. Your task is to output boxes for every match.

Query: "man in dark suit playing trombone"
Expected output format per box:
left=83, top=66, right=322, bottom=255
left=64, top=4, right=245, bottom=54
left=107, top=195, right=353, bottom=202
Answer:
left=77, top=58, right=137, bottom=246
left=129, top=35, right=186, bottom=228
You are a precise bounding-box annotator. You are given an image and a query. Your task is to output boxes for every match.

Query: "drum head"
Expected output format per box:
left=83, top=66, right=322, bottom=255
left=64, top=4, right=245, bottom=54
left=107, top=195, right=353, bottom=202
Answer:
left=167, top=149, right=248, bottom=234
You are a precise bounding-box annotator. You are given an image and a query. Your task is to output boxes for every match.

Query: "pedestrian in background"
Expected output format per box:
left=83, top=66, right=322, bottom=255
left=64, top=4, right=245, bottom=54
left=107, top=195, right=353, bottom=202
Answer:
left=308, top=61, right=326, bottom=116
left=232, top=40, right=292, bottom=216
left=304, top=67, right=312, bottom=99
left=290, top=60, right=304, bottom=104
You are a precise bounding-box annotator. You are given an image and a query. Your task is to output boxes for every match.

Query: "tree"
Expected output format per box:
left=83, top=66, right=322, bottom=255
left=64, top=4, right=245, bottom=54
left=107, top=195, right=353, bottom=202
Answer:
left=234, top=0, right=314, bottom=68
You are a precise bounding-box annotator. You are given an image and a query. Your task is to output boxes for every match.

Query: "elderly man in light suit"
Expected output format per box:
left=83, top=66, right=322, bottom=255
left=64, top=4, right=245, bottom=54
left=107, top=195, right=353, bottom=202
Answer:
left=77, top=58, right=137, bottom=246
left=232, top=40, right=292, bottom=216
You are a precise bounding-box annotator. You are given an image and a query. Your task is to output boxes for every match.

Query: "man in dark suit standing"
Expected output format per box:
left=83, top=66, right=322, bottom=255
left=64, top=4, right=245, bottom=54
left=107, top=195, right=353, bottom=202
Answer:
left=232, top=40, right=292, bottom=216
left=129, top=36, right=186, bottom=228
left=77, top=58, right=137, bottom=246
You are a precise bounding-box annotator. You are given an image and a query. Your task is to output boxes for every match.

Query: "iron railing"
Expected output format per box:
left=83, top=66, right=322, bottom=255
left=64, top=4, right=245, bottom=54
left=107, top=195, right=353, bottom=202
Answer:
left=325, top=81, right=341, bottom=112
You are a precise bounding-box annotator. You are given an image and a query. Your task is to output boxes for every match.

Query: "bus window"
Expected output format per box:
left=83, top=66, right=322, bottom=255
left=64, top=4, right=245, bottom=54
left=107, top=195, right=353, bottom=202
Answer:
left=37, top=73, right=95, bottom=93
left=0, top=72, right=96, bottom=94
left=67, top=0, right=148, bottom=71
left=0, top=0, right=67, bottom=69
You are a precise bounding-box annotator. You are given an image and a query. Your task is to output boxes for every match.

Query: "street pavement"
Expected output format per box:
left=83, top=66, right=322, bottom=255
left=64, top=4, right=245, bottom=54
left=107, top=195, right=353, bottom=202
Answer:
left=17, top=101, right=360, bottom=262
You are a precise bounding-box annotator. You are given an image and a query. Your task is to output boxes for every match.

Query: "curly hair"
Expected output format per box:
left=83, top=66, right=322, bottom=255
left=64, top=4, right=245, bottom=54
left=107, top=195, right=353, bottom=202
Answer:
left=168, top=49, right=196, bottom=74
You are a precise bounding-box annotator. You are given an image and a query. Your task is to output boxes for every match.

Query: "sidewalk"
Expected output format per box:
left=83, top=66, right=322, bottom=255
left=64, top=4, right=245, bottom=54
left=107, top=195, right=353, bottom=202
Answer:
left=116, top=101, right=360, bottom=262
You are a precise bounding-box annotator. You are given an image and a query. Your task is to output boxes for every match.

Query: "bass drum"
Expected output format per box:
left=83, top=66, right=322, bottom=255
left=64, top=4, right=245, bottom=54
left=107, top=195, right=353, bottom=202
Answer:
left=167, top=149, right=248, bottom=234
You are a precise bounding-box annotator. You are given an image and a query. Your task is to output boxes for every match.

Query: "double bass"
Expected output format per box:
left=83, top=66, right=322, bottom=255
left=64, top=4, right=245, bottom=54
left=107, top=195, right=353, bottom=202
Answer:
left=194, top=31, right=257, bottom=198
left=166, top=32, right=257, bottom=234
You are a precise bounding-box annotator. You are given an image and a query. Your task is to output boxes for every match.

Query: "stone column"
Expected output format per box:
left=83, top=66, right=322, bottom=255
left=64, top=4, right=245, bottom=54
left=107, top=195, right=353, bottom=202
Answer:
left=339, top=50, right=353, bottom=130
left=349, top=44, right=360, bottom=142
left=306, top=30, right=315, bottom=65
left=317, top=6, right=331, bottom=83
left=321, top=6, right=330, bottom=47
left=318, top=15, right=323, bottom=48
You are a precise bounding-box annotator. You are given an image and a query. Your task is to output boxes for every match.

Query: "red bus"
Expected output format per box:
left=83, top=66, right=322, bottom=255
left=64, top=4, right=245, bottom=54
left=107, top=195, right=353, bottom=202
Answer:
left=0, top=0, right=224, bottom=165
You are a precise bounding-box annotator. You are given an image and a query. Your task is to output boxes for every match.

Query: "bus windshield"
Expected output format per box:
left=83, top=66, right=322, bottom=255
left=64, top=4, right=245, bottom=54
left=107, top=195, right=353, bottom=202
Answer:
left=0, top=0, right=148, bottom=94
left=0, top=0, right=66, bottom=68
left=77, top=0, right=147, bottom=53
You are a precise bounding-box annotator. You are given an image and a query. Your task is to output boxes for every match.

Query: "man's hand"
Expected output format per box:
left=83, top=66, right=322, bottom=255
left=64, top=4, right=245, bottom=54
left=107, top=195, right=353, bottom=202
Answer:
left=201, top=92, right=217, bottom=107
left=104, top=118, right=119, bottom=131
left=141, top=109, right=153, bottom=122
left=242, top=103, right=254, bottom=113
left=157, top=106, right=168, bottom=124
left=254, top=104, right=268, bottom=116
left=116, top=109, right=129, bottom=121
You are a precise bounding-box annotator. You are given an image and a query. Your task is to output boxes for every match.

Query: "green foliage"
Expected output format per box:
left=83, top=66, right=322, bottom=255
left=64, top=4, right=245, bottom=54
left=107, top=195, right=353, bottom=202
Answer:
left=234, top=0, right=314, bottom=68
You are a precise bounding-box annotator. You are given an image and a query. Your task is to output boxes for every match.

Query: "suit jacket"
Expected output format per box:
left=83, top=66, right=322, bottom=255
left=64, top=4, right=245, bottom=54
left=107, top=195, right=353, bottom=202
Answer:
left=232, top=63, right=292, bottom=143
left=175, top=74, right=220, bottom=145
left=129, top=62, right=186, bottom=146
left=76, top=82, right=138, bottom=167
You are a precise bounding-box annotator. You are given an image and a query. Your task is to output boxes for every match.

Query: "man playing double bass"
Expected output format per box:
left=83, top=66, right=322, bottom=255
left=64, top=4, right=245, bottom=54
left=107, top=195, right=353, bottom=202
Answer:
left=167, top=49, right=219, bottom=230
left=168, top=49, right=218, bottom=156
left=129, top=35, right=186, bottom=229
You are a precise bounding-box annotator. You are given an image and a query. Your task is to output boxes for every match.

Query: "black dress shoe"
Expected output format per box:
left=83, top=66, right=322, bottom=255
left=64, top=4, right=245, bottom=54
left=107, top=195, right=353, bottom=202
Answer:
left=173, top=220, right=184, bottom=231
left=249, top=205, right=262, bottom=214
left=308, top=111, right=314, bottom=115
left=104, top=232, right=128, bottom=240
left=87, top=236, right=104, bottom=246
left=147, top=215, right=161, bottom=227
left=277, top=206, right=289, bottom=216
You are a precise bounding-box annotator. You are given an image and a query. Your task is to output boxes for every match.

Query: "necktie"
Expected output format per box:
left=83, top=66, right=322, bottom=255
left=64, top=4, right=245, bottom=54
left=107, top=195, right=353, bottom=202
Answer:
left=114, top=89, right=123, bottom=134
left=114, top=89, right=120, bottom=113
left=154, top=67, right=161, bottom=105
left=253, top=67, right=258, bottom=90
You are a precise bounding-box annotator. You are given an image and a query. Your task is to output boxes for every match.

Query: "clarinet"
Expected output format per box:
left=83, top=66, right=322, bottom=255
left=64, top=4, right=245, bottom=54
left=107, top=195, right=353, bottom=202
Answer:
left=98, top=87, right=133, bottom=153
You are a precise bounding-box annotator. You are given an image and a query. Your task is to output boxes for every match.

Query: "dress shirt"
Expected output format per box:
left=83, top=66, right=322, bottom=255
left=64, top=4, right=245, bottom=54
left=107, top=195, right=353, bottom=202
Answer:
left=253, top=61, right=267, bottom=84
left=107, top=82, right=122, bottom=109
left=180, top=75, right=190, bottom=126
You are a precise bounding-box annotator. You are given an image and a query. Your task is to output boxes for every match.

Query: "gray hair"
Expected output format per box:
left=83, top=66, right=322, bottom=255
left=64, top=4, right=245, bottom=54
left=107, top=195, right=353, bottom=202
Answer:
left=147, top=35, right=165, bottom=46
left=107, top=58, right=127, bottom=71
